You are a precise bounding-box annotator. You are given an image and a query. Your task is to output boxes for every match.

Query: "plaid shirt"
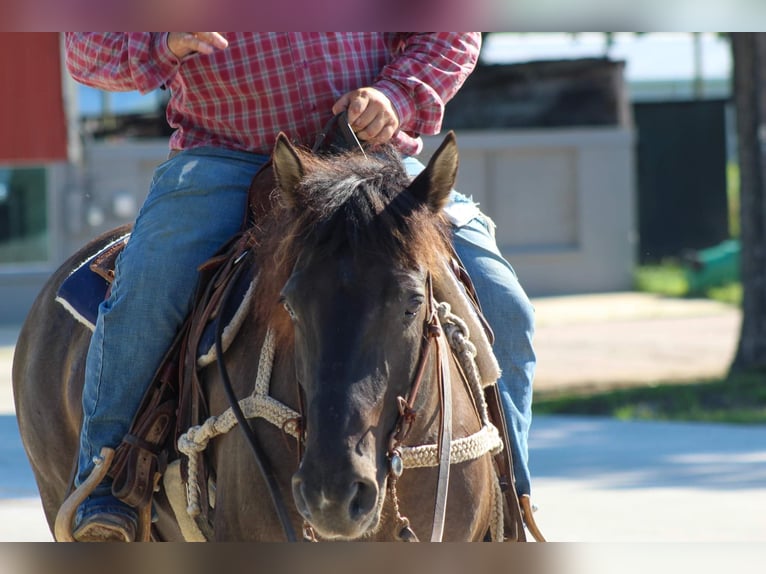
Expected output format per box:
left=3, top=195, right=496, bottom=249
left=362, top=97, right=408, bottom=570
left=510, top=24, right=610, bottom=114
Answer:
left=65, top=33, right=481, bottom=156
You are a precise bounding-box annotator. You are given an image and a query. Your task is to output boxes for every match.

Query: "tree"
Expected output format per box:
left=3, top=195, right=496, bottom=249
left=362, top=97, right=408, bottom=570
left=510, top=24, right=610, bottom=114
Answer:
left=731, top=33, right=766, bottom=372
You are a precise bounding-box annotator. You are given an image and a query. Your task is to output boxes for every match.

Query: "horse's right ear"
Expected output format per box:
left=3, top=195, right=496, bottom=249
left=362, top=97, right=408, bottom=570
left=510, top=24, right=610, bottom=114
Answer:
left=407, top=131, right=458, bottom=213
left=272, top=132, right=305, bottom=209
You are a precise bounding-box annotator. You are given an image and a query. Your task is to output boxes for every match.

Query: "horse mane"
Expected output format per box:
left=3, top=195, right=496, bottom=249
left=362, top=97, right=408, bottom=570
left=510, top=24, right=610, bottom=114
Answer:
left=250, top=145, right=452, bottom=348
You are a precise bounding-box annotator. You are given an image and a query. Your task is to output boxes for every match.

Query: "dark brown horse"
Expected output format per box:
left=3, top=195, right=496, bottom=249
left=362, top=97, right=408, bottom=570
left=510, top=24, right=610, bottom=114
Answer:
left=13, top=133, right=514, bottom=541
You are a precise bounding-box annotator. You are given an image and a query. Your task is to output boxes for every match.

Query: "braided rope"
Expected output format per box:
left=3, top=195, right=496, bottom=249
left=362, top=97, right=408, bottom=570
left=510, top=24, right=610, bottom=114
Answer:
left=436, top=301, right=492, bottom=426
left=400, top=424, right=501, bottom=468
left=177, top=302, right=503, bottom=522
left=490, top=471, right=504, bottom=542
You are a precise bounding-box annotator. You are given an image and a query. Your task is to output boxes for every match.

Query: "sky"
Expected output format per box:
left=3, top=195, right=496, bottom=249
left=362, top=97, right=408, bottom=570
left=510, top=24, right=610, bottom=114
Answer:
left=77, top=32, right=733, bottom=116
left=482, top=32, right=731, bottom=80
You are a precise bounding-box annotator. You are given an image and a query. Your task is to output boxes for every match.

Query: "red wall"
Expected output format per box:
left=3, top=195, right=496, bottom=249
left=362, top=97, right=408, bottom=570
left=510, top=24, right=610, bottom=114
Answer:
left=0, top=33, right=67, bottom=163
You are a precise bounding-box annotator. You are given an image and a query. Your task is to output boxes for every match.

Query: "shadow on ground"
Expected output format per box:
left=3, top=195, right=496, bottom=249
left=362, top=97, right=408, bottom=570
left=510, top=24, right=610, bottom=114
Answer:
left=0, top=415, right=38, bottom=499
left=530, top=415, right=766, bottom=491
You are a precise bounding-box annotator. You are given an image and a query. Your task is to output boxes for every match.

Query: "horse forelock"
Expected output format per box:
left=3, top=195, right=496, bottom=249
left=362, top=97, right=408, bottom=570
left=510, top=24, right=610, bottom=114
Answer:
left=251, top=147, right=451, bottom=347
left=295, top=149, right=450, bottom=266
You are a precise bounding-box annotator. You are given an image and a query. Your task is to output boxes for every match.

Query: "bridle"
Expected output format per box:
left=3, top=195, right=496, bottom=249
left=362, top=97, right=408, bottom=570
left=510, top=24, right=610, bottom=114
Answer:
left=212, top=260, right=456, bottom=542
left=202, top=121, right=472, bottom=541
left=385, top=271, right=453, bottom=542
left=176, top=117, right=542, bottom=542
left=210, top=111, right=367, bottom=542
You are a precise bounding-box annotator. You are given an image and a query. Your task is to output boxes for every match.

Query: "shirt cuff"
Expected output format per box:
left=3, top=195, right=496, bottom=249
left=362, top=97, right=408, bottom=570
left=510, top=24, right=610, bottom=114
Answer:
left=373, top=78, right=414, bottom=131
left=148, top=33, right=182, bottom=90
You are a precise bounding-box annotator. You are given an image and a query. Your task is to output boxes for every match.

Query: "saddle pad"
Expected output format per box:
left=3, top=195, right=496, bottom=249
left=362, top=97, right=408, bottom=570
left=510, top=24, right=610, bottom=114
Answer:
left=56, top=231, right=254, bottom=365
left=55, top=233, right=131, bottom=331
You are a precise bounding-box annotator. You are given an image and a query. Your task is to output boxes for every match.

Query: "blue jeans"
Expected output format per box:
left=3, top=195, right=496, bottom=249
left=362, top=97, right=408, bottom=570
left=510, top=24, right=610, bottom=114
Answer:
left=76, top=147, right=269, bottom=488
left=402, top=157, right=535, bottom=496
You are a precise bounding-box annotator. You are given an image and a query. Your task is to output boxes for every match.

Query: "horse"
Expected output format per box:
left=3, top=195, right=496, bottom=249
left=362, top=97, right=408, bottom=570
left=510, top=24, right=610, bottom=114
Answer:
left=13, top=132, right=519, bottom=541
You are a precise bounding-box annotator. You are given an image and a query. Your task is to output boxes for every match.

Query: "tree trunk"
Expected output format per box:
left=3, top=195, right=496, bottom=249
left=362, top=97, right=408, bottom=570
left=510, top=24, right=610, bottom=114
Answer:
left=731, top=33, right=766, bottom=372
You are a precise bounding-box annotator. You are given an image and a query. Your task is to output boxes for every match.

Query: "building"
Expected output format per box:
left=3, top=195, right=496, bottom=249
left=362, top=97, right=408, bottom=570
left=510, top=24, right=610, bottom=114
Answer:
left=0, top=33, right=637, bottom=324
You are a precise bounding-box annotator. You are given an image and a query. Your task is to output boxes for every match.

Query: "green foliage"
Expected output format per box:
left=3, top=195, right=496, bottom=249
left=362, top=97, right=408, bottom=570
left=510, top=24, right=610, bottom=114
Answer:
left=634, top=262, right=742, bottom=306
left=634, top=264, right=688, bottom=297
left=534, top=373, right=766, bottom=424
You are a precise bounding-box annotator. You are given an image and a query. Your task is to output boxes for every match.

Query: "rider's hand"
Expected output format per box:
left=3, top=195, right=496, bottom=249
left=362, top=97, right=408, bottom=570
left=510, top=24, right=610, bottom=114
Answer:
left=167, top=32, right=228, bottom=59
left=332, top=87, right=400, bottom=144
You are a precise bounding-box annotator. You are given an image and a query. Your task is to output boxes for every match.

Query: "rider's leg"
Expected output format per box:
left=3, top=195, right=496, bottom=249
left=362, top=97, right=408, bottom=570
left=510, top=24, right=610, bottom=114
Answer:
left=449, top=210, right=535, bottom=497
left=401, top=156, right=536, bottom=497
left=74, top=147, right=268, bottom=539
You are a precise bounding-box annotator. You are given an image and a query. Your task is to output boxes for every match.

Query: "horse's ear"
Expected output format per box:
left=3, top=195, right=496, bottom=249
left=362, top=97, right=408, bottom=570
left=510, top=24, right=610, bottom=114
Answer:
left=272, top=132, right=305, bottom=208
left=407, top=131, right=458, bottom=213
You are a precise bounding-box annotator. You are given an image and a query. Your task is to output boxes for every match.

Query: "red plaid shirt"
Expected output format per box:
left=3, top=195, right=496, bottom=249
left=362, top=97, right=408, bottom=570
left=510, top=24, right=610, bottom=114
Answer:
left=65, top=33, right=481, bottom=156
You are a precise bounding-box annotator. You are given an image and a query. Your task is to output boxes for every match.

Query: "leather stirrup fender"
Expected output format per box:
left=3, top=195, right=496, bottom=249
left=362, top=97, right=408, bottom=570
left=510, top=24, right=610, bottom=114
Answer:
left=484, top=383, right=527, bottom=541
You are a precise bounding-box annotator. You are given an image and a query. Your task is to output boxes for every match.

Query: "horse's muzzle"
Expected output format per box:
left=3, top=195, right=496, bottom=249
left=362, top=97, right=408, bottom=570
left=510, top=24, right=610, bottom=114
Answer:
left=291, top=471, right=381, bottom=540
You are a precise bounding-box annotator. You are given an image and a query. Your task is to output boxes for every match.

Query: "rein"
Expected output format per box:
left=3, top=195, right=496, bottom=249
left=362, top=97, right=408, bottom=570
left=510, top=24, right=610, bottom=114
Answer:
left=312, top=111, right=367, bottom=157
left=212, top=251, right=298, bottom=542
left=176, top=127, right=511, bottom=541
left=183, top=121, right=363, bottom=542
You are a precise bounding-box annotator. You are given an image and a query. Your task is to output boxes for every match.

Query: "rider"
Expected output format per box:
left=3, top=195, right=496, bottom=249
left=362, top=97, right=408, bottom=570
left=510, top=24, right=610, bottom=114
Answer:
left=64, top=32, right=536, bottom=541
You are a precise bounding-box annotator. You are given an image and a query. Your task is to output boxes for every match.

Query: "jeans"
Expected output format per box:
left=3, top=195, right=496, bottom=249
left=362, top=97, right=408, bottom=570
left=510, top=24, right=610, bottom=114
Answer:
left=402, top=157, right=535, bottom=496
left=76, top=147, right=269, bottom=487
left=77, top=147, right=535, bottom=500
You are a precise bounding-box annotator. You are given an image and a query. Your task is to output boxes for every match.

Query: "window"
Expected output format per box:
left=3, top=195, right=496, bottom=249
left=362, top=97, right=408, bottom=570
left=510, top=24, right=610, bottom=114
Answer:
left=0, top=166, right=48, bottom=264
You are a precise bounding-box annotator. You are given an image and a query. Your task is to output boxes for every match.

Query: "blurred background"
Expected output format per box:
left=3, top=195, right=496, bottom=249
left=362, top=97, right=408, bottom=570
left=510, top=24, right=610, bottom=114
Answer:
left=0, top=32, right=741, bottom=313
left=1, top=33, right=765, bottom=546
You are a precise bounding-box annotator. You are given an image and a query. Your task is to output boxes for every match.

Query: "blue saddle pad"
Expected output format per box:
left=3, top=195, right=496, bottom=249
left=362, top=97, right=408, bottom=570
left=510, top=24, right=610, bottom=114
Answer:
left=55, top=232, right=254, bottom=362
left=55, top=233, right=130, bottom=331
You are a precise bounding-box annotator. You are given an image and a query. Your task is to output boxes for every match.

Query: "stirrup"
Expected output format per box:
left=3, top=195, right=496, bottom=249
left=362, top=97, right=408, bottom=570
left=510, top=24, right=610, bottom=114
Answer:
left=519, top=495, right=547, bottom=542
left=54, top=447, right=154, bottom=542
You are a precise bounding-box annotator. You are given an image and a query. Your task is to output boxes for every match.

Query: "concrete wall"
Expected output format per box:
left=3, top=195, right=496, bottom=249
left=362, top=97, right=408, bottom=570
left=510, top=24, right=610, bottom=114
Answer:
left=422, top=128, right=636, bottom=296
left=61, top=140, right=167, bottom=258
left=0, top=142, right=166, bottom=325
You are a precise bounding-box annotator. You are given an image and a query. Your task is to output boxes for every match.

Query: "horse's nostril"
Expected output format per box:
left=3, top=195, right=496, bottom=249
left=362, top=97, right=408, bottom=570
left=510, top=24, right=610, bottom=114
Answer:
left=348, top=479, right=377, bottom=521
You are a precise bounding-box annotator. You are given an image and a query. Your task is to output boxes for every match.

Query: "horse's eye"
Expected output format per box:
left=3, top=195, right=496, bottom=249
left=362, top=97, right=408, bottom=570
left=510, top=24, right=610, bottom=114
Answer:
left=404, top=295, right=424, bottom=318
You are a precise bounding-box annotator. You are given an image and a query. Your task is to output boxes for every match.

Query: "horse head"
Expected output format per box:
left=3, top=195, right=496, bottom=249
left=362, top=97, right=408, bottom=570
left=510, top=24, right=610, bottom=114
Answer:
left=268, top=132, right=458, bottom=540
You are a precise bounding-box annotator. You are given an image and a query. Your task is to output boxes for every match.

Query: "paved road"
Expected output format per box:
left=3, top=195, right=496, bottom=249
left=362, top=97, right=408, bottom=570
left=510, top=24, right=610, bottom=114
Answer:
left=2, top=292, right=763, bottom=542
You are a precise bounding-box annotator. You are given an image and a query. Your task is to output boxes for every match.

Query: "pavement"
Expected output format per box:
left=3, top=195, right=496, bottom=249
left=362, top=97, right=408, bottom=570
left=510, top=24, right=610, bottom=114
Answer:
left=2, top=292, right=764, bottom=542
left=532, top=291, right=741, bottom=393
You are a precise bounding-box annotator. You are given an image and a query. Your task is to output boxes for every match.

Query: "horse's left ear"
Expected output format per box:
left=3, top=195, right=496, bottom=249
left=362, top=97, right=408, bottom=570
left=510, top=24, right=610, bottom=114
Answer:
left=272, top=132, right=305, bottom=209
left=408, top=131, right=458, bottom=213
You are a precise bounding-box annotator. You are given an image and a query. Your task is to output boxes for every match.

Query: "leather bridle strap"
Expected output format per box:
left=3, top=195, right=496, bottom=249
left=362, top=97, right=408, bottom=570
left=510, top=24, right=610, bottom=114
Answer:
left=389, top=272, right=437, bottom=446
left=430, top=307, right=452, bottom=542
left=388, top=272, right=453, bottom=542
left=213, top=255, right=298, bottom=542
left=311, top=111, right=367, bottom=157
